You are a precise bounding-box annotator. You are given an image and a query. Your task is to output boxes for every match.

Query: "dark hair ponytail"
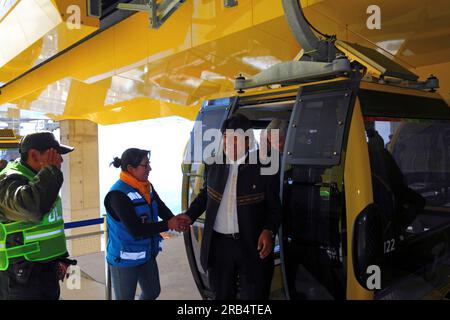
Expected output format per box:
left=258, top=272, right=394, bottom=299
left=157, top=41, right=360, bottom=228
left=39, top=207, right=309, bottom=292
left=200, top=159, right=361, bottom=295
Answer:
left=110, top=157, right=122, bottom=168
left=110, top=148, right=150, bottom=171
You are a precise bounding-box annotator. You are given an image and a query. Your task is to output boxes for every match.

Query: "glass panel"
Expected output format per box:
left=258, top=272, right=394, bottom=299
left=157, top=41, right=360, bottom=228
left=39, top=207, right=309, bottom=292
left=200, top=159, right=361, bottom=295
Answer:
left=287, top=90, right=351, bottom=166
left=186, top=98, right=233, bottom=163
left=363, top=116, right=450, bottom=298
left=0, top=149, right=19, bottom=162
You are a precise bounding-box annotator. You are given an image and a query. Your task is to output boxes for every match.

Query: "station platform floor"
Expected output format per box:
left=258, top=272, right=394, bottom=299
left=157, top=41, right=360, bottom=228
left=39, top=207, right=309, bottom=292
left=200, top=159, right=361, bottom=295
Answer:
left=61, top=233, right=202, bottom=300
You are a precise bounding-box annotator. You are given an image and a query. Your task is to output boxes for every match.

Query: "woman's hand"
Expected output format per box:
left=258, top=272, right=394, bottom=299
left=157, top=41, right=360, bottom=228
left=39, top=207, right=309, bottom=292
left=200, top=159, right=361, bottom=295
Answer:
left=167, top=214, right=191, bottom=232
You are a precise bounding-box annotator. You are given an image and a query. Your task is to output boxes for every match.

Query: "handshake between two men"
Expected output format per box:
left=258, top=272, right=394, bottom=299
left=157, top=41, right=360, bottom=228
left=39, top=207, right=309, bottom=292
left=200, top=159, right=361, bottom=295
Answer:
left=167, top=214, right=192, bottom=233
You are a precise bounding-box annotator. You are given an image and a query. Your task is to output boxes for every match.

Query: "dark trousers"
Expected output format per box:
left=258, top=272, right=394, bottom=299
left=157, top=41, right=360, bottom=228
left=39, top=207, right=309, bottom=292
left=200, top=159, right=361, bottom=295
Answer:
left=0, top=260, right=60, bottom=300
left=208, top=231, right=274, bottom=300
left=109, top=257, right=161, bottom=300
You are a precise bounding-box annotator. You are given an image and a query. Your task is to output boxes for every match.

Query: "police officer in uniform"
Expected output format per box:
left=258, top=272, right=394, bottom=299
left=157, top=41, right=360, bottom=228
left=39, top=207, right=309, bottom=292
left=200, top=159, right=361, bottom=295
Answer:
left=0, top=132, right=75, bottom=300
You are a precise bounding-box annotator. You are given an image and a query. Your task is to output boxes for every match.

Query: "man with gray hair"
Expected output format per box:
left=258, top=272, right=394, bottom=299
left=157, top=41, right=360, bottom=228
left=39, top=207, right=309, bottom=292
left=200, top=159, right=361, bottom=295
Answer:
left=259, top=119, right=289, bottom=167
left=0, top=160, right=7, bottom=172
left=265, top=119, right=288, bottom=153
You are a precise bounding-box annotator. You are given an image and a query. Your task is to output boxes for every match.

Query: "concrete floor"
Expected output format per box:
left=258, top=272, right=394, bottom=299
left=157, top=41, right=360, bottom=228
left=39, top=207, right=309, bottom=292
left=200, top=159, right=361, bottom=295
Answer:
left=61, top=233, right=202, bottom=300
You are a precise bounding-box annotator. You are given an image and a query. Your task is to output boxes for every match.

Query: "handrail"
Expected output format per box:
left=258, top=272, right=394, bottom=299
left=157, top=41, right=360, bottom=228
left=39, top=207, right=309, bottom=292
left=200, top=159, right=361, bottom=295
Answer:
left=63, top=215, right=111, bottom=300
left=64, top=218, right=105, bottom=229
left=64, top=217, right=106, bottom=240
left=65, top=231, right=103, bottom=241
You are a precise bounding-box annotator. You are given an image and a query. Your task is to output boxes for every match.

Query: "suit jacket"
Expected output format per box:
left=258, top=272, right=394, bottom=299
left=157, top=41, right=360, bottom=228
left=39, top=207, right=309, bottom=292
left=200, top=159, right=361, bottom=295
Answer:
left=185, top=151, right=282, bottom=271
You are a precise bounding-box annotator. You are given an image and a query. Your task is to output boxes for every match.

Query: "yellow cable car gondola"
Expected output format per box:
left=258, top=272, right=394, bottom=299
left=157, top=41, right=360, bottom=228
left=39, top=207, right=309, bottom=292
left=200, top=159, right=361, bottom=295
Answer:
left=181, top=0, right=450, bottom=300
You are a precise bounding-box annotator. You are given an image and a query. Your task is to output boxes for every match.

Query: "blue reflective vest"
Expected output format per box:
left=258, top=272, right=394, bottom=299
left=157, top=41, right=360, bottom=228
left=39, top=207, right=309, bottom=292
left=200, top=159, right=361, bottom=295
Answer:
left=106, top=180, right=162, bottom=267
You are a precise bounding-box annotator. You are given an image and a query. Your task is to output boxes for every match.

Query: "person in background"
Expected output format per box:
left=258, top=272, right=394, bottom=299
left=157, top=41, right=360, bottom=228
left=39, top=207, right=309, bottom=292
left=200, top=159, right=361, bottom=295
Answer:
left=104, top=148, right=189, bottom=300
left=260, top=118, right=290, bottom=174
left=261, top=119, right=288, bottom=156
left=0, top=159, right=7, bottom=172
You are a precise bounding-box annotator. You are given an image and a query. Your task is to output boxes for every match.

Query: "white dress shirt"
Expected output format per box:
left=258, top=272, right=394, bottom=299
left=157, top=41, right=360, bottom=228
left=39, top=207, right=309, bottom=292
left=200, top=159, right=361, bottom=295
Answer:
left=213, top=154, right=247, bottom=234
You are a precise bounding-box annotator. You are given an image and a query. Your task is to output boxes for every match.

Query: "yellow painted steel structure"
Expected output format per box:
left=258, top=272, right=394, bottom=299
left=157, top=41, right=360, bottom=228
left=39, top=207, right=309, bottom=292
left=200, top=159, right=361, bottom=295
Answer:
left=0, top=128, right=21, bottom=149
left=0, top=139, right=20, bottom=147
left=343, top=99, right=374, bottom=300
left=0, top=0, right=450, bottom=124
left=0, top=0, right=99, bottom=84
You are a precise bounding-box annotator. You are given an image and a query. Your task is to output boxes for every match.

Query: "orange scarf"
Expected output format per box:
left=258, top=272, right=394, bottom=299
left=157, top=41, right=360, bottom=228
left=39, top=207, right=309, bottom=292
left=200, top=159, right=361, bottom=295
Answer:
left=120, top=171, right=151, bottom=204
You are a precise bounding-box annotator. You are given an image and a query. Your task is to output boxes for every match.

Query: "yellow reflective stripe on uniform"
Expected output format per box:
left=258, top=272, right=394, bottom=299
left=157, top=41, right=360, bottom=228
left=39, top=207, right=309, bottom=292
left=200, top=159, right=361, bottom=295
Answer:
left=0, top=244, right=5, bottom=249
left=25, top=229, right=64, bottom=241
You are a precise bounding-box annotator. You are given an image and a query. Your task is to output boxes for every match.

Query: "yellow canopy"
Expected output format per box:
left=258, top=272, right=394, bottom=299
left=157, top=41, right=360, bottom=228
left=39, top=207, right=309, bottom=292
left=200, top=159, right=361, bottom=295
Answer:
left=0, top=0, right=449, bottom=124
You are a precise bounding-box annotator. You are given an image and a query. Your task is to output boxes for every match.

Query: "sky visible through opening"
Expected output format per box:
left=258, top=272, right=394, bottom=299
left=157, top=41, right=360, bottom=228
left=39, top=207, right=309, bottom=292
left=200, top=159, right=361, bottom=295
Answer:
left=99, top=116, right=194, bottom=216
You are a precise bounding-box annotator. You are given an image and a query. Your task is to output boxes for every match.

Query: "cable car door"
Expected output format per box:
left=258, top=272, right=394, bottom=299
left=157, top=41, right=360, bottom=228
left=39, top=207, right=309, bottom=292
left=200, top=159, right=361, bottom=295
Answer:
left=182, top=97, right=236, bottom=299
left=280, top=80, right=359, bottom=299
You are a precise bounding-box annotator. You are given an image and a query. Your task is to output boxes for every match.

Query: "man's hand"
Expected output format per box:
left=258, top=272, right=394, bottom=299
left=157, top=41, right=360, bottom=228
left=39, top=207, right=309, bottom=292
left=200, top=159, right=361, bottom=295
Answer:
left=55, top=258, right=77, bottom=282
left=167, top=214, right=192, bottom=232
left=176, top=214, right=192, bottom=232
left=257, top=229, right=273, bottom=259
left=41, top=148, right=62, bottom=170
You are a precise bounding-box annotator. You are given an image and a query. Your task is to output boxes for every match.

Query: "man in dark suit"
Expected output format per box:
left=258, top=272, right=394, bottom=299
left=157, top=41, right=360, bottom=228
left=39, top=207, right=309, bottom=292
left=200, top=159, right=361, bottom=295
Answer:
left=181, top=114, right=282, bottom=300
